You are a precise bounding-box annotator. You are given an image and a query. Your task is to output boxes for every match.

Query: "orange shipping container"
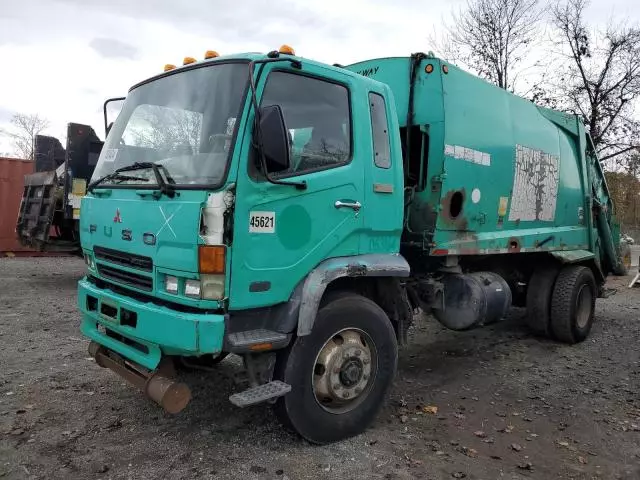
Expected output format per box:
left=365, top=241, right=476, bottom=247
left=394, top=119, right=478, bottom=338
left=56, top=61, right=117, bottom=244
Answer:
left=0, top=157, right=34, bottom=252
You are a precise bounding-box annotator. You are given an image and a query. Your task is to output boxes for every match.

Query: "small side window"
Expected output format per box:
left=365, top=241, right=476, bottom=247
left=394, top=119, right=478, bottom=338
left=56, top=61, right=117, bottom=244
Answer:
left=369, top=93, right=391, bottom=169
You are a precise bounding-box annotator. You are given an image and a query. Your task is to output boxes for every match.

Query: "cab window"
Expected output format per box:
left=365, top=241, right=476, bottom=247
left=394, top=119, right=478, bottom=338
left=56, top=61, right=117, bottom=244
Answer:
left=259, top=71, right=351, bottom=176
left=369, top=93, right=391, bottom=168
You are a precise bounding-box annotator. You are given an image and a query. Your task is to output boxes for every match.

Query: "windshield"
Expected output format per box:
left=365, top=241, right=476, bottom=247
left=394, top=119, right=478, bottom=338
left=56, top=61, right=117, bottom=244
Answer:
left=91, top=62, right=248, bottom=187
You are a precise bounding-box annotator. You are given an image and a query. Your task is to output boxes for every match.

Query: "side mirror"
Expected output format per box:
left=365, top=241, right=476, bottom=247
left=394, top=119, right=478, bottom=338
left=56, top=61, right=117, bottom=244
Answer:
left=258, top=105, right=290, bottom=173
left=106, top=122, right=114, bottom=137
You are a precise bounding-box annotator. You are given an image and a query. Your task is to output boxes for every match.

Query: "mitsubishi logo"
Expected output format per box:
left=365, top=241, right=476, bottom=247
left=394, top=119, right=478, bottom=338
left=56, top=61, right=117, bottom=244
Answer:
left=113, top=208, right=122, bottom=223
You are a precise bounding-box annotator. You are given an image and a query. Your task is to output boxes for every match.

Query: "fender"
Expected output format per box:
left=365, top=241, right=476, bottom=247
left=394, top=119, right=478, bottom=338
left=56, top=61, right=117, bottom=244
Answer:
left=297, top=254, right=411, bottom=336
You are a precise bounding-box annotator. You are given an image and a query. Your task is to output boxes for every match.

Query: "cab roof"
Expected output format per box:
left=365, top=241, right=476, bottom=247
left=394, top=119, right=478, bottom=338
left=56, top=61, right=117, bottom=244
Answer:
left=129, top=52, right=387, bottom=93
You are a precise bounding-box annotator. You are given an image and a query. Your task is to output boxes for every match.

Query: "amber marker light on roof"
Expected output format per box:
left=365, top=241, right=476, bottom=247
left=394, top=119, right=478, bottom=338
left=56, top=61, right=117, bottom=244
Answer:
left=278, top=44, right=295, bottom=55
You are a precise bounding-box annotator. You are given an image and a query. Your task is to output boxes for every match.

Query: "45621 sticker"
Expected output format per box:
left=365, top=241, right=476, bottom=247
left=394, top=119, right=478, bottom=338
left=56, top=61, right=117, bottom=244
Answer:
left=249, top=211, right=275, bottom=233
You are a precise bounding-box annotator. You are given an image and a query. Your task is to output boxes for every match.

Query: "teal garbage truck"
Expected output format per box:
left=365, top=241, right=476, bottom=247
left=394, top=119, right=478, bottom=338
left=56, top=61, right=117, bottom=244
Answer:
left=78, top=47, right=623, bottom=444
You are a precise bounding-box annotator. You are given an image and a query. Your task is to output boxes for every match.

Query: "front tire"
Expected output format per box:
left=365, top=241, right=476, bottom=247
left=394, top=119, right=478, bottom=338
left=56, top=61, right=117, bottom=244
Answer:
left=550, top=266, right=597, bottom=344
left=273, top=293, right=398, bottom=444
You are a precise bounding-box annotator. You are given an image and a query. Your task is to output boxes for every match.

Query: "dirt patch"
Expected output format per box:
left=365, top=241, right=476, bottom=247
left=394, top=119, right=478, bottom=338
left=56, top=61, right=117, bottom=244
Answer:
left=1, top=258, right=639, bottom=479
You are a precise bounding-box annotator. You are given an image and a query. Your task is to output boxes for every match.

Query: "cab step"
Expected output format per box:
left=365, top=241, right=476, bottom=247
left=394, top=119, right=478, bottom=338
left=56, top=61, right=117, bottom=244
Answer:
left=225, top=329, right=289, bottom=352
left=229, top=380, right=291, bottom=407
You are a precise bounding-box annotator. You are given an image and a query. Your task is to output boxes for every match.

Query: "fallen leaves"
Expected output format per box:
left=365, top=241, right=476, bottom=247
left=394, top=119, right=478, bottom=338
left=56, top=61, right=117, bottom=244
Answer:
left=460, top=446, right=478, bottom=458
left=422, top=405, right=438, bottom=414
left=556, top=440, right=578, bottom=452
left=498, top=424, right=514, bottom=433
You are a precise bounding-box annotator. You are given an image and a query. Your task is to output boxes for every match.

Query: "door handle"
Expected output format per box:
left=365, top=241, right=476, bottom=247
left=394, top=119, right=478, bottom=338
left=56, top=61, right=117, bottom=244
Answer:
left=335, top=200, right=362, bottom=212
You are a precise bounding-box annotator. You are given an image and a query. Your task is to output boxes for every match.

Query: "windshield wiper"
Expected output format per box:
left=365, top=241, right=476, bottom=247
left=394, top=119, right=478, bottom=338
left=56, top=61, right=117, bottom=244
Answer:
left=87, top=171, right=149, bottom=191
left=88, top=162, right=176, bottom=198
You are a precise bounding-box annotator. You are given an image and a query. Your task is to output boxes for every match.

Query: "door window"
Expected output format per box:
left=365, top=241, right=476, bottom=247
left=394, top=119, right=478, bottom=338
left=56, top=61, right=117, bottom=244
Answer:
left=260, top=71, right=351, bottom=176
left=369, top=93, right=391, bottom=169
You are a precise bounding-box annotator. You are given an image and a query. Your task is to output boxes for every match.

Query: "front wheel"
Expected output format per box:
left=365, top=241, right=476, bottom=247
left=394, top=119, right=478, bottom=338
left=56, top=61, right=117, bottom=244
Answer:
left=273, top=293, right=398, bottom=444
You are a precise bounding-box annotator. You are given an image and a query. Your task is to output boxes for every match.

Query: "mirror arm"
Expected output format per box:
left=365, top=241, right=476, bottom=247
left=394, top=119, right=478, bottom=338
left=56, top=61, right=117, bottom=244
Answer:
left=248, top=60, right=306, bottom=190
left=103, top=97, right=126, bottom=139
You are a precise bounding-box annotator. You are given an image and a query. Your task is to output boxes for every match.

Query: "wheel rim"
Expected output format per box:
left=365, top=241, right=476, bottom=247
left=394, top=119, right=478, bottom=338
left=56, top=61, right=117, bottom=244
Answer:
left=575, top=284, right=593, bottom=329
left=312, top=328, right=378, bottom=414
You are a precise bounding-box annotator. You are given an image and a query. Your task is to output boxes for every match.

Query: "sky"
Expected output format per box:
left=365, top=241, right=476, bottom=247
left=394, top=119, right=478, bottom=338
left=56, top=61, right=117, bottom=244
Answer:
left=0, top=0, right=639, bottom=156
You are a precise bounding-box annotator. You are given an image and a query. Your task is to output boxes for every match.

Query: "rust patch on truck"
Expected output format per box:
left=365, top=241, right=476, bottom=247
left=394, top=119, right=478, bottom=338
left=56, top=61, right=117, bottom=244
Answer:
left=507, top=237, right=521, bottom=252
left=440, top=189, right=468, bottom=230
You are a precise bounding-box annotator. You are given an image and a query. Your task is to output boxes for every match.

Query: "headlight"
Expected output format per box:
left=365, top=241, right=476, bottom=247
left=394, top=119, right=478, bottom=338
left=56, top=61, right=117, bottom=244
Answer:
left=84, top=253, right=94, bottom=270
left=165, top=275, right=178, bottom=294
left=200, top=274, right=225, bottom=300
left=185, top=279, right=201, bottom=298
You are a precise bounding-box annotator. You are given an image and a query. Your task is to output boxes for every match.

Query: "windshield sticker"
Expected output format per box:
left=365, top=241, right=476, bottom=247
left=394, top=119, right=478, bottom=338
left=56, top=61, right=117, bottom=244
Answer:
left=102, top=148, right=118, bottom=163
left=249, top=212, right=275, bottom=234
left=226, top=117, right=236, bottom=135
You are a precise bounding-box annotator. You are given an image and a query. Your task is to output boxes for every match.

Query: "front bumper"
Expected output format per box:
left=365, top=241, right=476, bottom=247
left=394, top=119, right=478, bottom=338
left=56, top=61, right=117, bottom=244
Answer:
left=78, top=277, right=225, bottom=370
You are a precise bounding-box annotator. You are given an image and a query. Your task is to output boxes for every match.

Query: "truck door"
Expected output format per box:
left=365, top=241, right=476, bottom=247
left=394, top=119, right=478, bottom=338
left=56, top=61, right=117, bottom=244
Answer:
left=360, top=91, right=403, bottom=254
left=230, top=66, right=366, bottom=310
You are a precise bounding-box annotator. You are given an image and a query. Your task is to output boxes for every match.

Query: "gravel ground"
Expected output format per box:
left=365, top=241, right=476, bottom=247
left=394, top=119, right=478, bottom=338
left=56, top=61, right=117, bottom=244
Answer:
left=1, top=257, right=639, bottom=480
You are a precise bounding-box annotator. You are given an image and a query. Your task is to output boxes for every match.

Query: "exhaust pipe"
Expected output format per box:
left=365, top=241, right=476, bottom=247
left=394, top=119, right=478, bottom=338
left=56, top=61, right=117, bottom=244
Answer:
left=88, top=341, right=191, bottom=414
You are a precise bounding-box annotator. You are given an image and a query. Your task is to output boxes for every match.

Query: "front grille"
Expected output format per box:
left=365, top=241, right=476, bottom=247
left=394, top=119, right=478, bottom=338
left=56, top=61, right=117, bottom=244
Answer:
left=97, top=264, right=153, bottom=291
left=94, top=246, right=153, bottom=272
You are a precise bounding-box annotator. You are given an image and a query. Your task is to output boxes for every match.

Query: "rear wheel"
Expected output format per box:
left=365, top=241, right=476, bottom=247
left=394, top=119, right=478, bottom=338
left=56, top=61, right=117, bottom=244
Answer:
left=550, top=266, right=597, bottom=344
left=273, top=293, right=398, bottom=444
left=525, top=266, right=559, bottom=337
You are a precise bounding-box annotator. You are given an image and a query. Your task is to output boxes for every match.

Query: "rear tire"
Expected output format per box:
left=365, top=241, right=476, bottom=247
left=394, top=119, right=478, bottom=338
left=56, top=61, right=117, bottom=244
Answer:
left=550, top=266, right=597, bottom=344
left=525, top=266, right=559, bottom=337
left=273, top=293, right=398, bottom=444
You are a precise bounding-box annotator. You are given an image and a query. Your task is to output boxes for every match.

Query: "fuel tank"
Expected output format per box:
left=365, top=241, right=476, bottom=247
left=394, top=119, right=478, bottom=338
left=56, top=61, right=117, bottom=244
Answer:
left=432, top=272, right=511, bottom=331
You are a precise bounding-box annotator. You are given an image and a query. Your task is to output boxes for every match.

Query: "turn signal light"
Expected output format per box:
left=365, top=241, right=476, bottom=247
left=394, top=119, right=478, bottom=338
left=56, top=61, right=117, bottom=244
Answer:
left=199, top=245, right=226, bottom=274
left=279, top=44, right=295, bottom=55
left=204, top=50, right=219, bottom=59
left=183, top=56, right=197, bottom=65
left=164, top=64, right=176, bottom=72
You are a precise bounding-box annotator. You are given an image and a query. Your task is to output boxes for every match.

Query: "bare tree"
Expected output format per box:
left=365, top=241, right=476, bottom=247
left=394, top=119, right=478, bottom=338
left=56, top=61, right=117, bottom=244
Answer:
left=127, top=106, right=202, bottom=153
left=1, top=113, right=50, bottom=160
left=548, top=0, right=640, bottom=165
left=434, top=0, right=542, bottom=91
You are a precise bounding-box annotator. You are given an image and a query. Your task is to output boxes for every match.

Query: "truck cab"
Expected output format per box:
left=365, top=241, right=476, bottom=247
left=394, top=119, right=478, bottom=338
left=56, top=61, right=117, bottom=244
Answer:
left=79, top=48, right=407, bottom=443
